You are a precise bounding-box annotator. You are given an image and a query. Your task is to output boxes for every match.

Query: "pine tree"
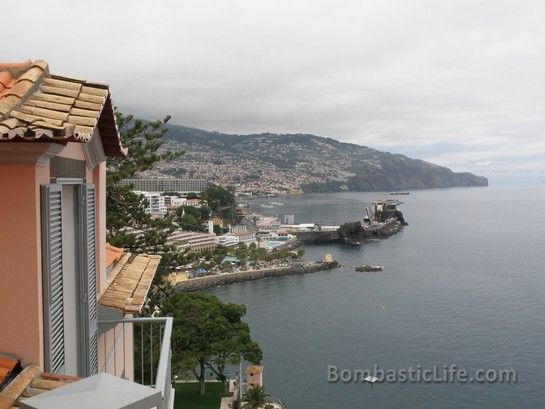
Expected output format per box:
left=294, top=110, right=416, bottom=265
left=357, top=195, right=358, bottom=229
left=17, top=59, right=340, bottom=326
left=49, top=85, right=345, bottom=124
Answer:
left=106, top=111, right=183, bottom=274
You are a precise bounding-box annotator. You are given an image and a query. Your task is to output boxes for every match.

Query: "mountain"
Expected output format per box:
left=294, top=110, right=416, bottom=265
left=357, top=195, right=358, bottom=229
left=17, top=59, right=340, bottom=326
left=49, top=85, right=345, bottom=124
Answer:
left=153, top=124, right=488, bottom=194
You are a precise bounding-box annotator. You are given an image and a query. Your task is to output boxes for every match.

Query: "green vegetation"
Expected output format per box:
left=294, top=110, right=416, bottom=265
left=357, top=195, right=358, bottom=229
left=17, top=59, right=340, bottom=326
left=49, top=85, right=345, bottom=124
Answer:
left=176, top=243, right=304, bottom=273
left=105, top=111, right=183, bottom=273
left=161, top=292, right=262, bottom=396
left=301, top=180, right=343, bottom=193
left=162, top=184, right=236, bottom=233
left=201, top=184, right=240, bottom=224
left=242, top=385, right=273, bottom=409
left=105, top=112, right=265, bottom=405
left=175, top=205, right=211, bottom=232
left=162, top=191, right=182, bottom=197
left=174, top=382, right=224, bottom=409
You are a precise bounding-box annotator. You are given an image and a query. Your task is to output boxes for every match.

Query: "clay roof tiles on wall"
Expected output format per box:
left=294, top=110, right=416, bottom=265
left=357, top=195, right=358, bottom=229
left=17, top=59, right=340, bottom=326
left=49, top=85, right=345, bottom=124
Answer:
left=0, top=60, right=126, bottom=157
left=0, top=363, right=79, bottom=409
left=105, top=243, right=125, bottom=269
left=0, top=356, right=18, bottom=386
left=100, top=251, right=161, bottom=314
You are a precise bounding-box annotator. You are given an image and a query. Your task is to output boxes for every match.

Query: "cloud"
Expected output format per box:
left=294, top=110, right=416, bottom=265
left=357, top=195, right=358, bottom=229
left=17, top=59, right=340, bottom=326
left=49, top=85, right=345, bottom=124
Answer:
left=3, top=0, right=545, bottom=183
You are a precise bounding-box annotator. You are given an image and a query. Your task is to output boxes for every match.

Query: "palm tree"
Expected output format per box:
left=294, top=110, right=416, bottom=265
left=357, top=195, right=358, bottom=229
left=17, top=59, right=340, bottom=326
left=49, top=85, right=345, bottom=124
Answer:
left=241, top=385, right=274, bottom=409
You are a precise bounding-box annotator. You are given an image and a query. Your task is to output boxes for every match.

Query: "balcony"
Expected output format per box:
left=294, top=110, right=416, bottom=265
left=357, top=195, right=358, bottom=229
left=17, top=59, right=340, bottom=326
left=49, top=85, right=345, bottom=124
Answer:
left=98, top=316, right=174, bottom=409
left=10, top=316, right=174, bottom=409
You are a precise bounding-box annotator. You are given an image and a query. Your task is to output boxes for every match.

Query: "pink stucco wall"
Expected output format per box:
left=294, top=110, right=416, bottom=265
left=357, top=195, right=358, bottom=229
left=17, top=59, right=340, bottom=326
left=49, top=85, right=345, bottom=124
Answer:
left=98, top=320, right=134, bottom=381
left=0, top=140, right=133, bottom=378
left=0, top=162, right=49, bottom=366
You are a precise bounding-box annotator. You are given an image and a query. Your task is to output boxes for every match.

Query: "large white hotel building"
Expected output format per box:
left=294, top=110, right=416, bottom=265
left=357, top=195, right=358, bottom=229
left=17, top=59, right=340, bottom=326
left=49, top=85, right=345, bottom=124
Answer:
left=120, top=178, right=209, bottom=193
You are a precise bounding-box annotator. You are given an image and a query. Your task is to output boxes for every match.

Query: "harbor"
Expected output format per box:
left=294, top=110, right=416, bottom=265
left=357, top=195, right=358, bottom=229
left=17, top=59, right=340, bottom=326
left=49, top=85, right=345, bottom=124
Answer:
left=209, top=186, right=536, bottom=409
left=243, top=198, right=408, bottom=247
left=167, top=197, right=405, bottom=289
left=156, top=188, right=411, bottom=294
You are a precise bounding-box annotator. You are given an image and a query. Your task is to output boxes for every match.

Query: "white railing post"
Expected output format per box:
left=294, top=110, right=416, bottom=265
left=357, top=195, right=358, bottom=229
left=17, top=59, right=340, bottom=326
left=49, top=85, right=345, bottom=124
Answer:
left=98, top=317, right=174, bottom=409
left=155, top=317, right=173, bottom=409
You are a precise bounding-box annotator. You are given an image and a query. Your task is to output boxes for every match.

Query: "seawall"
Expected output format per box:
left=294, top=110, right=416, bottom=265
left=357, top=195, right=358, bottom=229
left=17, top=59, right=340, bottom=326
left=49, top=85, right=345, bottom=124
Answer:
left=174, top=261, right=339, bottom=292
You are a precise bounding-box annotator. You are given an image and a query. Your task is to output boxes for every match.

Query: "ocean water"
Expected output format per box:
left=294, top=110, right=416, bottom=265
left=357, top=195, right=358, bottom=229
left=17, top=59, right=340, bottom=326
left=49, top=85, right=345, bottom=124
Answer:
left=209, top=186, right=545, bottom=408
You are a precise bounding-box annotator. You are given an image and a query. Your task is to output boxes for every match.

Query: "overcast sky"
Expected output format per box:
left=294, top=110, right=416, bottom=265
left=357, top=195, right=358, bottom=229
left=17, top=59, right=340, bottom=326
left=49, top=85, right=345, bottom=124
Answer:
left=4, top=0, right=545, bottom=183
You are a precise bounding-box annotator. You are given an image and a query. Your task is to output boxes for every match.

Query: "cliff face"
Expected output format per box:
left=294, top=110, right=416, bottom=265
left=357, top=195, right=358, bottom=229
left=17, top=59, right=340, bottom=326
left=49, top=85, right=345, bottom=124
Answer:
left=156, top=124, right=488, bottom=193
left=344, top=160, right=488, bottom=191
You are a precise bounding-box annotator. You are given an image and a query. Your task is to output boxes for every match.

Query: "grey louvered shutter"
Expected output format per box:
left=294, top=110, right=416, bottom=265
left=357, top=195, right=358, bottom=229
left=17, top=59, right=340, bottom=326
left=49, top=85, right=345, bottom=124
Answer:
left=41, top=184, right=65, bottom=374
left=82, top=184, right=98, bottom=376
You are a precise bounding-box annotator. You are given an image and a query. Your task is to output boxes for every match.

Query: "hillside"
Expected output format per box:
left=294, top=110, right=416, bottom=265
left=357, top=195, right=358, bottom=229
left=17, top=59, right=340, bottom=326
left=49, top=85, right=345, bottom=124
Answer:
left=149, top=124, right=488, bottom=194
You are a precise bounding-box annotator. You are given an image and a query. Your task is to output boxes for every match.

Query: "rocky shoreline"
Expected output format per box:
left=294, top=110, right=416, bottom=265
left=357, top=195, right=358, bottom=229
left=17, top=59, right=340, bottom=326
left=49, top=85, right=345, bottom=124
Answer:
left=174, top=261, right=339, bottom=292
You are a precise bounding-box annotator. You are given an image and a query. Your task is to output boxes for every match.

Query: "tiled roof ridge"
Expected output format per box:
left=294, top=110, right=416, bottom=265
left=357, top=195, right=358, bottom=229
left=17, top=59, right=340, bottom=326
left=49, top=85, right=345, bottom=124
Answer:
left=50, top=74, right=109, bottom=90
left=0, top=59, right=126, bottom=157
left=0, top=60, right=32, bottom=69
left=0, top=60, right=49, bottom=121
left=0, top=60, right=37, bottom=85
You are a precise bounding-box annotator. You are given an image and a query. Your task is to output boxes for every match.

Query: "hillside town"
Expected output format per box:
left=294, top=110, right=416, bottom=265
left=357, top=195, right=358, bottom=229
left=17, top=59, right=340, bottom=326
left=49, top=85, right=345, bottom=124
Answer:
left=148, top=137, right=355, bottom=195
left=120, top=180, right=309, bottom=279
left=140, top=128, right=487, bottom=196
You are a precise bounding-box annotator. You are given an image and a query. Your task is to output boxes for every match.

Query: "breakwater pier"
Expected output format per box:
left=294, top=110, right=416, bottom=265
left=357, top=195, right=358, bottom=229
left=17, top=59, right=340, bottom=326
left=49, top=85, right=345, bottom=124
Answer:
left=174, top=261, right=339, bottom=291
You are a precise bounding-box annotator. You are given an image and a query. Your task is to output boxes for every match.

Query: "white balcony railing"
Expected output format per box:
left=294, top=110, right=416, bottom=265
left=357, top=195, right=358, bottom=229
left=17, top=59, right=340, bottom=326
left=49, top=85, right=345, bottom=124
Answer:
left=98, top=317, right=174, bottom=409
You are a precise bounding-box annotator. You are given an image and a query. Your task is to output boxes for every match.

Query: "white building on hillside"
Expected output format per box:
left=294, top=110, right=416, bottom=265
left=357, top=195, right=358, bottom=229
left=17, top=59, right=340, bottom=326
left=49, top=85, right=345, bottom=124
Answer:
left=167, top=230, right=218, bottom=252
left=163, top=195, right=187, bottom=209
left=233, top=230, right=256, bottom=245
left=134, top=191, right=167, bottom=216
left=256, top=216, right=281, bottom=230
left=121, top=178, right=209, bottom=193
left=218, top=234, right=240, bottom=247
left=229, top=224, right=248, bottom=233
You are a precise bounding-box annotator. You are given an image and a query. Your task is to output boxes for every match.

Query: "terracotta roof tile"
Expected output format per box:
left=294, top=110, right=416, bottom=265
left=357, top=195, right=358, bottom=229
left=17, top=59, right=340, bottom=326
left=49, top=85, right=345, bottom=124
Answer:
left=0, top=60, right=32, bottom=69
left=105, top=243, right=125, bottom=268
left=0, top=362, right=79, bottom=409
left=0, top=357, right=17, bottom=385
left=99, top=254, right=161, bottom=314
left=0, top=72, right=15, bottom=90
left=0, top=59, right=126, bottom=157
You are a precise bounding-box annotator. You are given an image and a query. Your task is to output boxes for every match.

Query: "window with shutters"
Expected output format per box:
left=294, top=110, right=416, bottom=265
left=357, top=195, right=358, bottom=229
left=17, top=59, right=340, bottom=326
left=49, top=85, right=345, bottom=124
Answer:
left=41, top=182, right=98, bottom=377
left=81, top=184, right=98, bottom=376
left=41, top=184, right=66, bottom=374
